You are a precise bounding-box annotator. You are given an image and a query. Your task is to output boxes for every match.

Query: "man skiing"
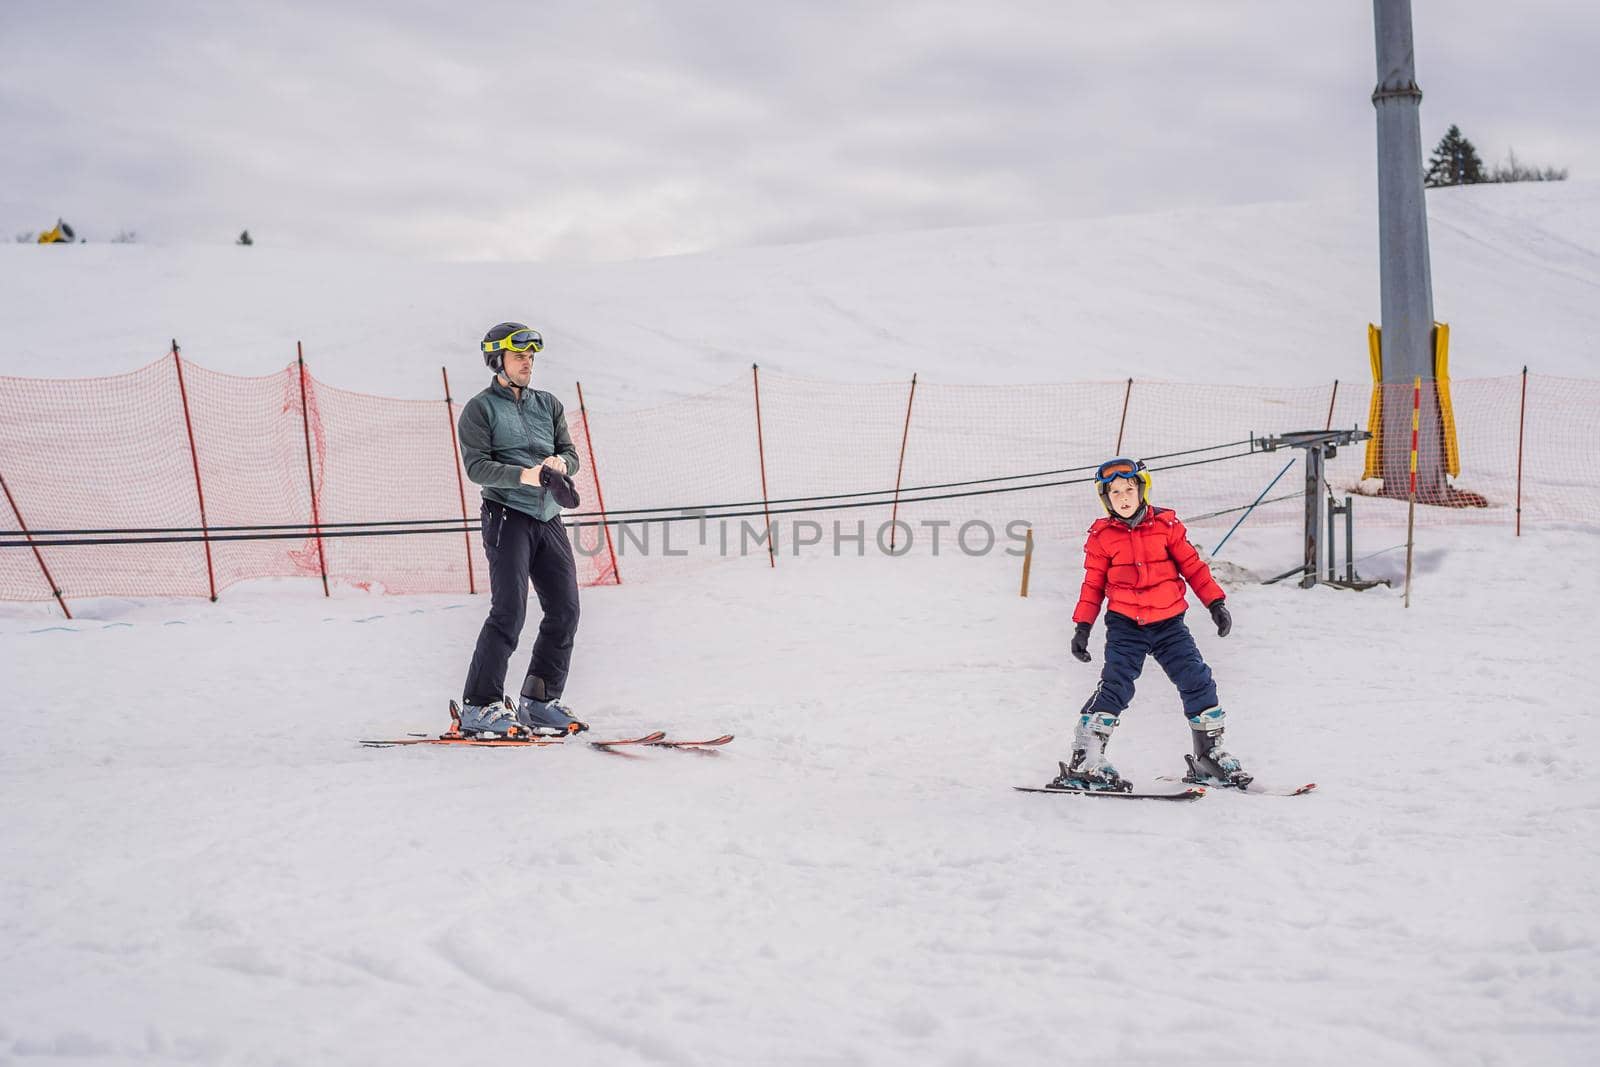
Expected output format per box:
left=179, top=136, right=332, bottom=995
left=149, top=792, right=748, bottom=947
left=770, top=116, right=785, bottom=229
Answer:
left=455, top=322, right=587, bottom=737
left=1051, top=457, right=1247, bottom=790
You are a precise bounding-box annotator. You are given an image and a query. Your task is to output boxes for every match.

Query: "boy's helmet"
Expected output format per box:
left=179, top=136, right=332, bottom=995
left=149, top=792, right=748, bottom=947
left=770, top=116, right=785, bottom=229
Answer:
left=1094, top=457, right=1152, bottom=515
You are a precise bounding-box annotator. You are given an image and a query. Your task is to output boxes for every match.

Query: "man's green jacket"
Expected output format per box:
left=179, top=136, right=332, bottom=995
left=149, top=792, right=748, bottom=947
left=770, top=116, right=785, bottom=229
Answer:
left=456, top=378, right=580, bottom=521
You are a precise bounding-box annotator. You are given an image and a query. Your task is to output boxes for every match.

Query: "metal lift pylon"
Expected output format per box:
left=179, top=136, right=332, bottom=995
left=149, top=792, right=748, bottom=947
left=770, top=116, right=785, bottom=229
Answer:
left=1257, top=429, right=1388, bottom=590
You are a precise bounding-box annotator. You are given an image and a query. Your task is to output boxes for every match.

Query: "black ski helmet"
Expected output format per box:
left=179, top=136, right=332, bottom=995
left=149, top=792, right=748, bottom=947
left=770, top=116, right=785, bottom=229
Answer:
left=481, top=321, right=541, bottom=372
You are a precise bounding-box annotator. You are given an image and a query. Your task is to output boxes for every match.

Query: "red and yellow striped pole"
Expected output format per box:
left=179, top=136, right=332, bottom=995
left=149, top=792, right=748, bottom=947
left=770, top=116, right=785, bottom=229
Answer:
left=1404, top=375, right=1420, bottom=608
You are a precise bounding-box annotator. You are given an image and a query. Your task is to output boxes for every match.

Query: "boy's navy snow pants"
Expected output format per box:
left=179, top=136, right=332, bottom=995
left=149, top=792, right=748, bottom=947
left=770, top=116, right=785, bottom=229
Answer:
left=463, top=501, right=580, bottom=706
left=1083, top=610, right=1218, bottom=718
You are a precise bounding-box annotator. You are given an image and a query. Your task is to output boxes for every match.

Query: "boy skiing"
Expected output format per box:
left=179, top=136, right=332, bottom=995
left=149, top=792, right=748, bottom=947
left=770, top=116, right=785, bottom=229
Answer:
left=1050, top=457, right=1248, bottom=791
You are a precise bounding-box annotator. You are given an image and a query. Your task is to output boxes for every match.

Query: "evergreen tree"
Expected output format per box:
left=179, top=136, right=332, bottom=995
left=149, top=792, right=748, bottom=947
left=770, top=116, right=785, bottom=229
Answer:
left=1425, top=125, right=1487, bottom=187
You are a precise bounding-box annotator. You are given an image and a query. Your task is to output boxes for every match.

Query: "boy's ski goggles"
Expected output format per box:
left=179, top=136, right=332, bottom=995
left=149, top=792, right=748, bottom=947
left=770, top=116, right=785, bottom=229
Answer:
left=481, top=329, right=544, bottom=356
left=1094, top=458, right=1145, bottom=484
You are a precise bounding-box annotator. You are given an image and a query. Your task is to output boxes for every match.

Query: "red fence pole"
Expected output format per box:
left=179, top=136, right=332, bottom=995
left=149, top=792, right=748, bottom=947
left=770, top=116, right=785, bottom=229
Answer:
left=172, top=340, right=218, bottom=601
left=1115, top=377, right=1133, bottom=453
left=297, top=342, right=330, bottom=597
left=1516, top=365, right=1527, bottom=537
left=752, top=363, right=776, bottom=568
left=889, top=372, right=918, bottom=550
left=0, top=469, right=70, bottom=618
left=1325, top=379, right=1340, bottom=431
left=442, top=367, right=477, bottom=594
left=575, top=381, right=621, bottom=585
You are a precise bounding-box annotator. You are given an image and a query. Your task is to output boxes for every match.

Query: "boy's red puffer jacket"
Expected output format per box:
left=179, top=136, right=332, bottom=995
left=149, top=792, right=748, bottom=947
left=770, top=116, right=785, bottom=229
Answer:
left=1072, top=506, right=1225, bottom=626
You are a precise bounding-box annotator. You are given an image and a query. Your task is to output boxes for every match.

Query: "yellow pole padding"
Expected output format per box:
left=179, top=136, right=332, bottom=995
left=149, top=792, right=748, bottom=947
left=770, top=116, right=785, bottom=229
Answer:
left=1433, top=322, right=1460, bottom=478
left=1363, top=324, right=1384, bottom=479
left=1405, top=376, right=1420, bottom=608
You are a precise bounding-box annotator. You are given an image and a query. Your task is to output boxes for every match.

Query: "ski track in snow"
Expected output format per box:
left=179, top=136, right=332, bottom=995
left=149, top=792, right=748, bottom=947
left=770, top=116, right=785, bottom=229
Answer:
left=2, top=526, right=1598, bottom=1065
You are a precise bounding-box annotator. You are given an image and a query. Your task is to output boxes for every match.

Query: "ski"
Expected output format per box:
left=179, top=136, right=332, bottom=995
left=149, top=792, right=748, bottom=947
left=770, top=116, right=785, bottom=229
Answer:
left=361, top=730, right=740, bottom=751
left=363, top=701, right=725, bottom=752
left=589, top=731, right=668, bottom=750
left=647, top=734, right=735, bottom=749
left=1158, top=775, right=1316, bottom=796
left=362, top=735, right=565, bottom=748
left=362, top=730, right=667, bottom=749
left=1014, top=785, right=1206, bottom=801
left=1245, top=782, right=1316, bottom=796
left=362, top=730, right=677, bottom=749
left=362, top=700, right=585, bottom=747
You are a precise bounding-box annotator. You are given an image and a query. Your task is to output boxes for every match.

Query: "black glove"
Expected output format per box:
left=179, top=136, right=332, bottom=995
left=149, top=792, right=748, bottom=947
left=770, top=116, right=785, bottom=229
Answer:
left=1070, top=622, right=1093, bottom=663
left=1209, top=600, right=1232, bottom=638
left=538, top=463, right=581, bottom=509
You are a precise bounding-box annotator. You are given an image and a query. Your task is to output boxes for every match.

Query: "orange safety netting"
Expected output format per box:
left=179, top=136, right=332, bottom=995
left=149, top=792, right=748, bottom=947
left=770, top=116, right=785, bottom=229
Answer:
left=2, top=353, right=1595, bottom=606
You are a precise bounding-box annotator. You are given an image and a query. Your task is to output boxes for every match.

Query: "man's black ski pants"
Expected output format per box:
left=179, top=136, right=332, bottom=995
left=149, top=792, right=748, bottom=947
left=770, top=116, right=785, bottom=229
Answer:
left=463, top=501, right=580, bottom=706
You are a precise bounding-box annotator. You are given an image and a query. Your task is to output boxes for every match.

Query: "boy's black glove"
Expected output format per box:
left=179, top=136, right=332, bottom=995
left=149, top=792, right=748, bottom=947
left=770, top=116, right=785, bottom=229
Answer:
left=1209, top=600, right=1232, bottom=637
left=1070, top=622, right=1093, bottom=662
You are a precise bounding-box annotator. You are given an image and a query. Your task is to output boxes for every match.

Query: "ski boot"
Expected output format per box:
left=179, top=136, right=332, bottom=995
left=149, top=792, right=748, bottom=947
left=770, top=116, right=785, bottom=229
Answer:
left=455, top=697, right=533, bottom=739
left=513, top=677, right=588, bottom=736
left=1184, top=706, right=1252, bottom=787
left=515, top=694, right=588, bottom=736
left=1047, top=711, right=1132, bottom=792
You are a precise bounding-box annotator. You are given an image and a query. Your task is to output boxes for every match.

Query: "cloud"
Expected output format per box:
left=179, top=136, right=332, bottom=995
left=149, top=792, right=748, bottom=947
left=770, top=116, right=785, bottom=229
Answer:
left=1, top=0, right=1594, bottom=259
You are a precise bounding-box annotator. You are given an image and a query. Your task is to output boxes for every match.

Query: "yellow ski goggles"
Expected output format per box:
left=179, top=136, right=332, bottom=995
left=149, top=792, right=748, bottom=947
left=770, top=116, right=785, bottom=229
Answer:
left=481, top=329, right=544, bottom=356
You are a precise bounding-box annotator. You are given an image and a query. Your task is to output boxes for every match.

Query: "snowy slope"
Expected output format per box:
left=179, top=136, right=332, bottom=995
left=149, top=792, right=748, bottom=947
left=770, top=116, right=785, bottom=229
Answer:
left=2, top=182, right=1597, bottom=406
left=3, top=531, right=1598, bottom=1065
left=3, top=185, right=1599, bottom=1065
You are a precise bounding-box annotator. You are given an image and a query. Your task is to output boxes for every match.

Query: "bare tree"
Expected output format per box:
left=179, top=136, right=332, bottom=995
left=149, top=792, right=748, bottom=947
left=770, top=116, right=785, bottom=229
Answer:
left=1489, top=147, right=1569, bottom=183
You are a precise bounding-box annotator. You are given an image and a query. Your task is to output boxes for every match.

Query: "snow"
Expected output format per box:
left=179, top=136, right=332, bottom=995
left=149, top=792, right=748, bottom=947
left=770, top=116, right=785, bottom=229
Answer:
left=3, top=183, right=1600, bottom=1064
left=5, top=535, right=1599, bottom=1064
left=3, top=181, right=1599, bottom=407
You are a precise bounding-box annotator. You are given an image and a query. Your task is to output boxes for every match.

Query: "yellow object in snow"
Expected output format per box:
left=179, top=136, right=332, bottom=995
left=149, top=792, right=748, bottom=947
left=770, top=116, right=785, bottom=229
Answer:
left=36, top=219, right=76, bottom=244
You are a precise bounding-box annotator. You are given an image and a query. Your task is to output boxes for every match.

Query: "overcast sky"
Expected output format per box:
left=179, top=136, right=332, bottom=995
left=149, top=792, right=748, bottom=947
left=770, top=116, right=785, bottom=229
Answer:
left=3, top=0, right=1595, bottom=261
